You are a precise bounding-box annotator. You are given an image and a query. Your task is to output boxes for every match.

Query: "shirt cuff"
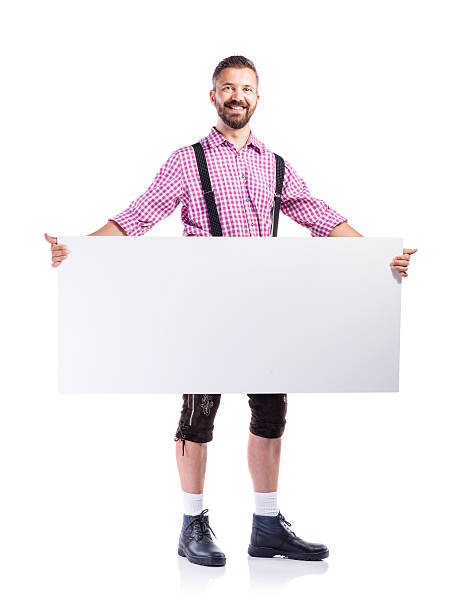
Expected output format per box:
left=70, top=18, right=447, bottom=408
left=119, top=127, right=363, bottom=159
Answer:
left=108, top=212, right=147, bottom=237
left=311, top=210, right=348, bottom=237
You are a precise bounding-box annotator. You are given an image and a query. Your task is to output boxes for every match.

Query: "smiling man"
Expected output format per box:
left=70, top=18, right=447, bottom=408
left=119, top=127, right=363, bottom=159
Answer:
left=45, top=55, right=417, bottom=568
left=213, top=75, right=258, bottom=128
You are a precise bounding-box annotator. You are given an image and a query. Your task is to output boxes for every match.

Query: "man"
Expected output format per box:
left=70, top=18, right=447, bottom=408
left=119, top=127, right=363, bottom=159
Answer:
left=45, top=55, right=417, bottom=568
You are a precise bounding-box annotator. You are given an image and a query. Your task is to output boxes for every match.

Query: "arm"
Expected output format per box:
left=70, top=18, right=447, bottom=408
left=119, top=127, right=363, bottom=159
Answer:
left=328, top=221, right=363, bottom=237
left=108, top=149, right=184, bottom=236
left=46, top=150, right=183, bottom=266
left=88, top=220, right=127, bottom=236
left=45, top=220, right=126, bottom=268
left=90, top=150, right=184, bottom=237
left=280, top=161, right=349, bottom=237
left=324, top=204, right=420, bottom=281
left=279, top=162, right=417, bottom=276
left=329, top=221, right=417, bottom=277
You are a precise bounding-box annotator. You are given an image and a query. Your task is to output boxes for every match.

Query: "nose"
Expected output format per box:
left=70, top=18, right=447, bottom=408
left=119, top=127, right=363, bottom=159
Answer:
left=228, top=89, right=247, bottom=105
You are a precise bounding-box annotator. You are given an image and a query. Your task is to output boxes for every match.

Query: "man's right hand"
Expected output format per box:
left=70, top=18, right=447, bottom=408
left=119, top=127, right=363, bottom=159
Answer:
left=44, top=233, right=70, bottom=268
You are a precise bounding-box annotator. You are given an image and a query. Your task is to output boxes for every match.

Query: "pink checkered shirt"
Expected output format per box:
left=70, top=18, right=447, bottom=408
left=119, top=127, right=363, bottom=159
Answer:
left=109, top=126, right=347, bottom=238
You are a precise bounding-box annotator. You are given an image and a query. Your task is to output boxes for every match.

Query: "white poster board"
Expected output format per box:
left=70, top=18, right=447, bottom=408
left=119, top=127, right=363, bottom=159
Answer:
left=58, top=237, right=402, bottom=393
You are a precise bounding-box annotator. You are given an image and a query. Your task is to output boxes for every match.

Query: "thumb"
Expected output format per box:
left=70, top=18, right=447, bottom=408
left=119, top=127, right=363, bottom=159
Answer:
left=44, top=232, right=58, bottom=245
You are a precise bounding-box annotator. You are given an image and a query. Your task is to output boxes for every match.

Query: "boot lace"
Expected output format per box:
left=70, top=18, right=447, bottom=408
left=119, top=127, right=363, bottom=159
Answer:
left=184, top=509, right=216, bottom=541
left=278, top=512, right=297, bottom=537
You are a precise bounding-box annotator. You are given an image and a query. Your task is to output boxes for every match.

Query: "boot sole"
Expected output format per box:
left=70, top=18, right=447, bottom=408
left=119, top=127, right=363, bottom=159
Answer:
left=248, top=544, right=329, bottom=561
left=178, top=546, right=226, bottom=567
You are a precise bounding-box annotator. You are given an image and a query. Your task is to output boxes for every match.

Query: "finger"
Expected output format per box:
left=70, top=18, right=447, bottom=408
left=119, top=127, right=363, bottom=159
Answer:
left=52, top=255, right=68, bottom=263
left=394, top=254, right=410, bottom=261
left=51, top=248, right=69, bottom=257
left=51, top=244, right=69, bottom=254
left=45, top=233, right=58, bottom=245
left=52, top=250, right=68, bottom=258
left=403, top=248, right=418, bottom=254
left=51, top=251, right=69, bottom=260
left=391, top=265, right=409, bottom=272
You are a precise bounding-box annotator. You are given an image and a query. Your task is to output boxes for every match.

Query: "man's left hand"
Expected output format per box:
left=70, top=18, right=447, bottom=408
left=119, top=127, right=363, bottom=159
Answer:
left=390, top=248, right=418, bottom=278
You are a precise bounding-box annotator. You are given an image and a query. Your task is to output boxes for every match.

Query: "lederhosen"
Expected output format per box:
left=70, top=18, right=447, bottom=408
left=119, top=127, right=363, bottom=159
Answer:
left=174, top=142, right=287, bottom=454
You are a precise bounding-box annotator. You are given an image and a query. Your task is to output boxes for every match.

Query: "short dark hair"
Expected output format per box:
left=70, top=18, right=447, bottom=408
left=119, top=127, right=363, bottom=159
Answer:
left=212, top=55, right=259, bottom=91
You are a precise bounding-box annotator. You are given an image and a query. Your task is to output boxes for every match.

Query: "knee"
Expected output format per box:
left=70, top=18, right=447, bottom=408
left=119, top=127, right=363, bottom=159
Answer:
left=248, top=393, right=287, bottom=439
left=250, top=420, right=286, bottom=439
left=175, top=439, right=208, bottom=452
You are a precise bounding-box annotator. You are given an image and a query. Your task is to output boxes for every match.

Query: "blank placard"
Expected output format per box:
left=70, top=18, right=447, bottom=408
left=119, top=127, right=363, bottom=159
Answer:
left=58, top=236, right=402, bottom=393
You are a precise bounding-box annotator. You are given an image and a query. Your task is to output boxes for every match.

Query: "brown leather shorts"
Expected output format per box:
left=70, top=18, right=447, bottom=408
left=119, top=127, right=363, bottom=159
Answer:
left=174, top=394, right=287, bottom=454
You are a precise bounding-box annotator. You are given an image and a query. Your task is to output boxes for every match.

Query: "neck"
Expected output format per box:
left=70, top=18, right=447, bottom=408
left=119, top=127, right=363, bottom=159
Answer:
left=214, top=121, right=251, bottom=152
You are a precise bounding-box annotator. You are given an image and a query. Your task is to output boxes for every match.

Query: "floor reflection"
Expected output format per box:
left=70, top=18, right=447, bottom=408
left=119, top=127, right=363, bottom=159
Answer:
left=177, top=555, right=226, bottom=588
left=248, top=556, right=328, bottom=589
left=176, top=552, right=328, bottom=591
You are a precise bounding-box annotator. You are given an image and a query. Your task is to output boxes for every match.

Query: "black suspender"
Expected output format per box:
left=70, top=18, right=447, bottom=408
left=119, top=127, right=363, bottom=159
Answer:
left=272, top=153, right=285, bottom=238
left=192, top=143, right=223, bottom=237
left=191, top=142, right=285, bottom=237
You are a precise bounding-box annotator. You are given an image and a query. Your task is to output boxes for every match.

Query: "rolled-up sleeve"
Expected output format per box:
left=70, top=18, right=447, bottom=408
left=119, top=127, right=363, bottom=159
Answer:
left=281, top=161, right=348, bottom=237
left=108, top=150, right=184, bottom=236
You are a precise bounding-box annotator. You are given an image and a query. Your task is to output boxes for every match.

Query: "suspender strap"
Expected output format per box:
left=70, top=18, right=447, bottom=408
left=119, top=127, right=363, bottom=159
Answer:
left=271, top=153, right=285, bottom=237
left=192, top=142, right=285, bottom=238
left=192, top=142, right=223, bottom=236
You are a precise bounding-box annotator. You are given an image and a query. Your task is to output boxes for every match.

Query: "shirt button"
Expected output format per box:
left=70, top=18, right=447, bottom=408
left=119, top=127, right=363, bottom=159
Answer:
left=241, top=173, right=245, bottom=179
left=246, top=197, right=250, bottom=202
left=251, top=223, right=255, bottom=227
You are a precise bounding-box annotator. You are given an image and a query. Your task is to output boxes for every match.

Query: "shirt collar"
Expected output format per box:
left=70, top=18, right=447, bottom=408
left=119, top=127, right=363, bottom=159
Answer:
left=202, top=126, right=265, bottom=154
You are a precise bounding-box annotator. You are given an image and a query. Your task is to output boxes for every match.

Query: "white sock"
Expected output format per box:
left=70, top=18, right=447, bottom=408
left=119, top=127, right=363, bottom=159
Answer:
left=254, top=491, right=279, bottom=516
left=182, top=491, right=204, bottom=516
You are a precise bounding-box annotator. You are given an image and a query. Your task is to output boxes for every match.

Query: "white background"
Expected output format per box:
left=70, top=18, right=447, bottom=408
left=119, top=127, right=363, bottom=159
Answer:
left=1, top=0, right=449, bottom=610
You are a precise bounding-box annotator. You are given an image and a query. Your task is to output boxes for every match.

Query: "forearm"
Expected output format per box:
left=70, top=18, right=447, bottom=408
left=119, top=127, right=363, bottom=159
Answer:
left=88, top=220, right=127, bottom=236
left=327, top=222, right=363, bottom=237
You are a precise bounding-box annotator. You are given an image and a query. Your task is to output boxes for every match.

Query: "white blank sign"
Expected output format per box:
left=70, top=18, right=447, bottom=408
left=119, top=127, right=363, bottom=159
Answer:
left=58, top=236, right=402, bottom=393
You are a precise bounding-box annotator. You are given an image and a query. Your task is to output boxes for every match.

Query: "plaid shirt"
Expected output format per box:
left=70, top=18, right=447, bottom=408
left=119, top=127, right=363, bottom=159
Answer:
left=109, top=126, right=347, bottom=237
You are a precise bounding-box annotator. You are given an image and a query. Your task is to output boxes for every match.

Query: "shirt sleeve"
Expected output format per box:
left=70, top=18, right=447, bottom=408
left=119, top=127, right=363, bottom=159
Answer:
left=108, top=150, right=184, bottom=236
left=281, top=160, right=348, bottom=237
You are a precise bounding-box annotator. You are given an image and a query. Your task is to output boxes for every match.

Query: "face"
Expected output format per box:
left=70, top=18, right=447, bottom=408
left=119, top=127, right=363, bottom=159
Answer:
left=210, top=67, right=259, bottom=129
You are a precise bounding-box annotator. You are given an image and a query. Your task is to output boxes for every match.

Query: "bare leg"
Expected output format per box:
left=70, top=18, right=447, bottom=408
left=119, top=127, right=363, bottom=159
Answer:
left=175, top=439, right=208, bottom=494
left=247, top=432, right=282, bottom=492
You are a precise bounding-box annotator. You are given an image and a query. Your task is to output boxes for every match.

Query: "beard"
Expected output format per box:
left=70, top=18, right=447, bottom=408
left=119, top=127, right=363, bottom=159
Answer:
left=215, top=101, right=256, bottom=129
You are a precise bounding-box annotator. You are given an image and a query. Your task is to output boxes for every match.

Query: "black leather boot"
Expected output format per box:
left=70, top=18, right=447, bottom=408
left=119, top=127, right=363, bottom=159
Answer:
left=178, top=509, right=226, bottom=567
left=248, top=511, right=329, bottom=561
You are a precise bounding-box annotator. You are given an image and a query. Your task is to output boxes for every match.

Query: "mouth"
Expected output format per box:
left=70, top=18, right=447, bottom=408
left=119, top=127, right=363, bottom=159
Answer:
left=226, top=105, right=246, bottom=112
